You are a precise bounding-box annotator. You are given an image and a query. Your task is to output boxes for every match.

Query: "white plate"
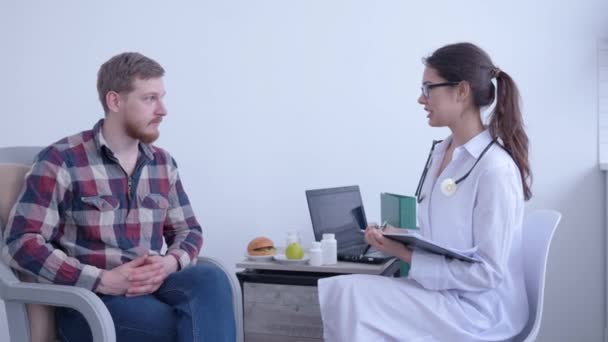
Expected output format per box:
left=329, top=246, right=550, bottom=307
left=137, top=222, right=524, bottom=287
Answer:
left=246, top=254, right=274, bottom=261
left=272, top=254, right=310, bottom=265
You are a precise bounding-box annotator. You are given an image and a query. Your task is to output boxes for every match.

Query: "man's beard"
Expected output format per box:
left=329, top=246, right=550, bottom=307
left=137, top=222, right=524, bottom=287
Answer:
left=125, top=119, right=160, bottom=144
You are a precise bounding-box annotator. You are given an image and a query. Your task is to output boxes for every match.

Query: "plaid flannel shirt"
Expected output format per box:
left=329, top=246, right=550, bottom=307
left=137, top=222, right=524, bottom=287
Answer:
left=1, top=120, right=203, bottom=290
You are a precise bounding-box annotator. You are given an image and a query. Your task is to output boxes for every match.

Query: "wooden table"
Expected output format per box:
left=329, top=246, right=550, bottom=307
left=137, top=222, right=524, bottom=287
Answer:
left=236, top=258, right=399, bottom=342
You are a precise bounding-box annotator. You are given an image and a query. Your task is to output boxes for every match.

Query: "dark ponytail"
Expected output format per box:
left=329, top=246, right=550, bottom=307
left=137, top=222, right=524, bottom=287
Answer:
left=424, top=42, right=532, bottom=200
left=489, top=71, right=532, bottom=200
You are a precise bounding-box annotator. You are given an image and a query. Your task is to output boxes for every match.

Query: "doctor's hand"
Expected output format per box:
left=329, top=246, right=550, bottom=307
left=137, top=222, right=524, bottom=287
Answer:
left=365, top=226, right=412, bottom=263
left=126, top=255, right=178, bottom=297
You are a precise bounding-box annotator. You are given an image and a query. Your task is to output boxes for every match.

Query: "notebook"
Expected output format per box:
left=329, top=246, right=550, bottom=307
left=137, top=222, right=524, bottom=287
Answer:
left=305, top=185, right=393, bottom=264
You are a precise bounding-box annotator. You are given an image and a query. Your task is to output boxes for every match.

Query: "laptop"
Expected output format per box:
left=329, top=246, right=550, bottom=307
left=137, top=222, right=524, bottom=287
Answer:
left=305, top=185, right=392, bottom=264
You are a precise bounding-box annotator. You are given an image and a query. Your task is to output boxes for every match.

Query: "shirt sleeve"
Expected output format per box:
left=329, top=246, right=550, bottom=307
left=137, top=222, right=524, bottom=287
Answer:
left=1, top=148, right=102, bottom=291
left=408, top=163, right=523, bottom=292
left=163, top=158, right=203, bottom=270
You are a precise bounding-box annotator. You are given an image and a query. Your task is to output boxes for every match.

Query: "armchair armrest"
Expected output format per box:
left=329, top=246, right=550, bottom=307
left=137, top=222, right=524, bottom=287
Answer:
left=0, top=264, right=115, bottom=342
left=198, top=256, right=243, bottom=342
left=0, top=257, right=239, bottom=342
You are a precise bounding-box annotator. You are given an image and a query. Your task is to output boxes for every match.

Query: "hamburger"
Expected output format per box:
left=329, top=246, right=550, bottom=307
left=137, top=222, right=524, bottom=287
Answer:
left=247, top=237, right=276, bottom=256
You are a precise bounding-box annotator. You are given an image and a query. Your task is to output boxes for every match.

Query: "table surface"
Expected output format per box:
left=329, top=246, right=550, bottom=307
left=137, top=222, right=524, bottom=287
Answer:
left=236, top=257, right=398, bottom=275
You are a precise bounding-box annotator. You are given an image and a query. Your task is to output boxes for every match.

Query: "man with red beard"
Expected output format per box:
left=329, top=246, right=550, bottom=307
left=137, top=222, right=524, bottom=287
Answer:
left=2, top=52, right=236, bottom=342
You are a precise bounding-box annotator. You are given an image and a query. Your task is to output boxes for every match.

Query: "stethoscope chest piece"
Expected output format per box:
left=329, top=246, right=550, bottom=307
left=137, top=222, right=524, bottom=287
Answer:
left=440, top=178, right=457, bottom=196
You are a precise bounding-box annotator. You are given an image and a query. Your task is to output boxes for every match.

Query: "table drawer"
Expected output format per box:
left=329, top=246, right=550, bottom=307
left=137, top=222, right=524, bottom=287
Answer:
left=244, top=282, right=323, bottom=341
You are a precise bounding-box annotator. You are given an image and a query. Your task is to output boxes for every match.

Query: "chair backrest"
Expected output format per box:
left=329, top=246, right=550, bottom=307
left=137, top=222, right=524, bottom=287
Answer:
left=512, top=209, right=561, bottom=342
left=0, top=146, right=52, bottom=342
left=0, top=146, right=43, bottom=164
left=0, top=146, right=42, bottom=234
left=0, top=164, right=32, bottom=246
left=0, top=146, right=42, bottom=255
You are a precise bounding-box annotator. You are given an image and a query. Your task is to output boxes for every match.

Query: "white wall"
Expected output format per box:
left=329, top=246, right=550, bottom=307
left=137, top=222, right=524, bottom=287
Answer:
left=600, top=39, right=608, bottom=164
left=1, top=1, right=607, bottom=341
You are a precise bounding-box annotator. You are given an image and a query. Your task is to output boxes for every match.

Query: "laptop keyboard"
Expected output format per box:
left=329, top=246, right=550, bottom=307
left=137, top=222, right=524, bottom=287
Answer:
left=338, top=245, right=388, bottom=264
left=340, top=245, right=367, bottom=256
left=338, top=254, right=387, bottom=264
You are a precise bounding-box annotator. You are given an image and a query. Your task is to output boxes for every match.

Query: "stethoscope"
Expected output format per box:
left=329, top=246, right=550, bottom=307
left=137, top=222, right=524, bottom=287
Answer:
left=415, top=139, right=496, bottom=203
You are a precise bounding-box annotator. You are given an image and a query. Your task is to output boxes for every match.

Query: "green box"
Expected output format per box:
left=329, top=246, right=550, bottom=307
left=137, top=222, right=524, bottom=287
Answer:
left=380, top=192, right=417, bottom=277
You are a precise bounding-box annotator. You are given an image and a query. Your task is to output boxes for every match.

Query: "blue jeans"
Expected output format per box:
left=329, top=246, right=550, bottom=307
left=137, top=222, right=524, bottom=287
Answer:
left=56, top=263, right=236, bottom=342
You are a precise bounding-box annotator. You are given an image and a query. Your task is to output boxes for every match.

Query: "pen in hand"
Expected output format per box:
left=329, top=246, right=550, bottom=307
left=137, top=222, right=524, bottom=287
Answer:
left=361, top=221, right=388, bottom=256
left=379, top=221, right=388, bottom=231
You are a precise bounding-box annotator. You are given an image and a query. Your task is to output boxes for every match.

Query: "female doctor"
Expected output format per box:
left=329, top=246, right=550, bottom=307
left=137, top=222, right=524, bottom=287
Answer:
left=318, top=42, right=532, bottom=342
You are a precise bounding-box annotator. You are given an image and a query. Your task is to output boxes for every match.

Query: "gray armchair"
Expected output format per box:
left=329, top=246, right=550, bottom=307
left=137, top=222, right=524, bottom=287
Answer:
left=0, top=146, right=243, bottom=342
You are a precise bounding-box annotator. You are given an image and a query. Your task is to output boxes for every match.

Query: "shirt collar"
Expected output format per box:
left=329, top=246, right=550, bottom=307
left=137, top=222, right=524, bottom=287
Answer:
left=460, top=129, right=493, bottom=159
left=432, top=136, right=451, bottom=156
left=92, top=119, right=155, bottom=160
left=431, top=129, right=493, bottom=159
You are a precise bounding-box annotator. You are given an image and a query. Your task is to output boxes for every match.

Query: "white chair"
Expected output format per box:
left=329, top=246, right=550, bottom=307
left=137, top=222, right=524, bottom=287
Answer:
left=0, top=146, right=243, bottom=342
left=512, top=209, right=561, bottom=342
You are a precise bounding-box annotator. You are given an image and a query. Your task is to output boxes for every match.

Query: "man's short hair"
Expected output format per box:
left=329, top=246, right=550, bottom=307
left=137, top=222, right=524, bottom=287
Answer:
left=97, top=52, right=165, bottom=114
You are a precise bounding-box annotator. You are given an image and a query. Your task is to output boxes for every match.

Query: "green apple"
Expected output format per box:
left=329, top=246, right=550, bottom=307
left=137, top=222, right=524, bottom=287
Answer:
left=285, top=242, right=304, bottom=260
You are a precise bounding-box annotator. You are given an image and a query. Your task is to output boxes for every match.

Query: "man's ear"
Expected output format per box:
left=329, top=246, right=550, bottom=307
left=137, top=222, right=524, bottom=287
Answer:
left=105, top=91, right=122, bottom=113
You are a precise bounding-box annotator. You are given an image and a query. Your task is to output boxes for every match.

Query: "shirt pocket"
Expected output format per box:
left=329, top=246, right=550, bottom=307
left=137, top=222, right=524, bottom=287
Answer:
left=140, top=193, right=170, bottom=211
left=80, top=196, right=119, bottom=211
left=137, top=193, right=169, bottom=249
left=70, top=195, right=120, bottom=245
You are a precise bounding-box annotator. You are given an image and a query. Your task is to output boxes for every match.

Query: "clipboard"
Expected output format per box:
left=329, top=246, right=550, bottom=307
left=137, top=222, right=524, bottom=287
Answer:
left=382, top=229, right=480, bottom=263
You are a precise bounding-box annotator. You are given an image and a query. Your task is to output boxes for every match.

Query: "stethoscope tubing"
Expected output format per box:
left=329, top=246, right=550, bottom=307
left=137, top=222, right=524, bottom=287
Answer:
left=415, top=139, right=496, bottom=203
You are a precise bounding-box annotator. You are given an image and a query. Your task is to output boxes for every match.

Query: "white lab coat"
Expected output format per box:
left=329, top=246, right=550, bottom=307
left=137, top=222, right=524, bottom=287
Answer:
left=318, top=130, right=528, bottom=342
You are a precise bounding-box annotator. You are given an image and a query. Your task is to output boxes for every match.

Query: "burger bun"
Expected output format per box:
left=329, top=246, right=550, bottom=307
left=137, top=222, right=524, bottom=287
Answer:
left=247, top=236, right=276, bottom=256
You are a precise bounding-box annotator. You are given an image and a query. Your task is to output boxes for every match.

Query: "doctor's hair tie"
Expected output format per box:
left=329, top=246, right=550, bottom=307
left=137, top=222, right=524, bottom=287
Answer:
left=491, top=66, right=502, bottom=79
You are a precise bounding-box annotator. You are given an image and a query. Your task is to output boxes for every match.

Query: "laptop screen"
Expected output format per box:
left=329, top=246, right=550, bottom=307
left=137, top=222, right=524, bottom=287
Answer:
left=306, top=185, right=368, bottom=250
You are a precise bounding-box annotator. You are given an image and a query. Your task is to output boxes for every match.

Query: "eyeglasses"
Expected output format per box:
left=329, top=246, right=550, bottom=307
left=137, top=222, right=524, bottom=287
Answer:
left=420, top=81, right=460, bottom=98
